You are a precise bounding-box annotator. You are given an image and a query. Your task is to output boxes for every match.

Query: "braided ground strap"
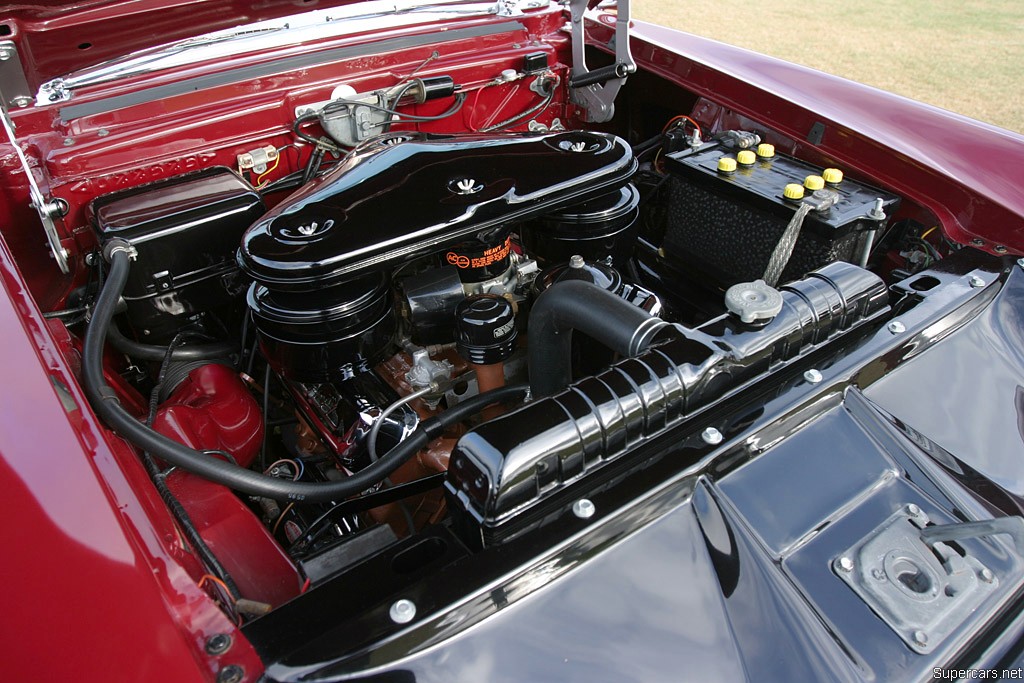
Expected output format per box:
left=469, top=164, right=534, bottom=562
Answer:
left=763, top=202, right=813, bottom=287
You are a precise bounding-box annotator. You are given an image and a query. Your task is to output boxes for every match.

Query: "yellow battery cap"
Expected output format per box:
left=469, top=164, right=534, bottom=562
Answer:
left=822, top=167, right=844, bottom=184
left=736, top=150, right=756, bottom=166
left=783, top=183, right=805, bottom=200
left=756, top=143, right=775, bottom=158
left=804, top=174, right=825, bottom=191
left=717, top=157, right=737, bottom=173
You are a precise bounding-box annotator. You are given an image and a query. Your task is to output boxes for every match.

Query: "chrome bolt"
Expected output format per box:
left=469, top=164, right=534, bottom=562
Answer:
left=912, top=630, right=928, bottom=647
left=0, top=49, right=11, bottom=61
left=803, top=368, right=823, bottom=384
left=907, top=504, right=921, bottom=516
left=63, top=137, right=75, bottom=147
left=838, top=556, right=854, bottom=572
left=389, top=599, right=417, bottom=624
left=569, top=254, right=586, bottom=269
left=887, top=321, right=906, bottom=335
left=97, top=128, right=109, bottom=137
left=969, top=275, right=985, bottom=288
left=205, top=634, right=232, bottom=655
left=12, top=96, right=31, bottom=108
left=572, top=498, right=596, bottom=519
left=701, top=427, right=723, bottom=446
left=216, top=665, right=244, bottom=683
left=980, top=568, right=994, bottom=583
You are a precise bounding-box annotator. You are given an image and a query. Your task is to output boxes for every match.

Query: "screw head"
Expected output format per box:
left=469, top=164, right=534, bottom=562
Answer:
left=216, top=665, right=244, bottom=683
left=12, top=96, right=31, bottom=108
left=969, top=275, right=985, bottom=288
left=572, top=498, right=596, bottom=519
left=1017, top=258, right=1024, bottom=269
left=205, top=633, right=232, bottom=655
left=838, top=556, right=854, bottom=572
left=995, top=245, right=1008, bottom=254
left=887, top=321, right=906, bottom=335
left=907, top=504, right=921, bottom=516
left=701, top=427, right=723, bottom=445
left=803, top=368, right=823, bottom=384
left=971, top=238, right=985, bottom=246
left=912, top=630, right=928, bottom=646
left=389, top=598, right=417, bottom=624
left=63, top=137, right=75, bottom=146
left=0, top=49, right=11, bottom=61
left=980, top=568, right=994, bottom=583
left=97, top=128, right=109, bottom=137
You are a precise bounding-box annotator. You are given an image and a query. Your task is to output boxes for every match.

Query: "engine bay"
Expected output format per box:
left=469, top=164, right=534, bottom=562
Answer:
left=2, top=0, right=993, bottom=668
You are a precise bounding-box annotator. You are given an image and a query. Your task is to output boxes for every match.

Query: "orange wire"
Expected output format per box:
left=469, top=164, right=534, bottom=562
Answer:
left=272, top=503, right=295, bottom=536
left=199, top=574, right=235, bottom=604
left=662, top=114, right=702, bottom=138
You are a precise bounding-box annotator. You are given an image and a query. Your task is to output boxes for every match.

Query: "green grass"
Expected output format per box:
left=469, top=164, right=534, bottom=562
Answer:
left=632, top=0, right=1024, bottom=134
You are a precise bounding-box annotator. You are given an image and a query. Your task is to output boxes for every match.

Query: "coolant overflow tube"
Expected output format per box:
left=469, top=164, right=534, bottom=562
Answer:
left=568, top=0, right=635, bottom=123
left=833, top=507, right=1024, bottom=654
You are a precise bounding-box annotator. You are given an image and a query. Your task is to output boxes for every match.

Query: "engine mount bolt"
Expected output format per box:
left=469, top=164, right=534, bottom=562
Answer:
left=838, top=556, right=854, bottom=572
left=980, top=568, right=995, bottom=583
left=701, top=427, right=723, bottom=446
left=572, top=498, right=596, bottom=519
left=803, top=368, right=823, bottom=384
left=389, top=599, right=417, bottom=624
left=216, top=665, right=244, bottom=683
left=913, top=630, right=928, bottom=647
left=969, top=275, right=985, bottom=288
left=887, top=321, right=906, bottom=335
left=907, top=504, right=921, bottom=516
left=205, top=633, right=232, bottom=655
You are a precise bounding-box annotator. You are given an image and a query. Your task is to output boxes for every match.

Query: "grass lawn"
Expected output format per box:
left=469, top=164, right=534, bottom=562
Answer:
left=632, top=0, right=1024, bottom=134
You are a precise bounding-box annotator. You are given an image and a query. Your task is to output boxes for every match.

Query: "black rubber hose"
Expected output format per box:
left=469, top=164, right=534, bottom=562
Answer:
left=83, top=247, right=527, bottom=503
left=107, top=324, right=237, bottom=362
left=528, top=279, right=669, bottom=398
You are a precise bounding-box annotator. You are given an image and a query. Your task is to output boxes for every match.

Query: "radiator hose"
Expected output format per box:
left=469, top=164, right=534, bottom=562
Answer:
left=82, top=240, right=527, bottom=503
left=528, top=279, right=669, bottom=397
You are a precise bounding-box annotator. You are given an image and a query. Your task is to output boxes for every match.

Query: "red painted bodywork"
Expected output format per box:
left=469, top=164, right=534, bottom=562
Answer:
left=154, top=364, right=303, bottom=608
left=0, top=2, right=1022, bottom=681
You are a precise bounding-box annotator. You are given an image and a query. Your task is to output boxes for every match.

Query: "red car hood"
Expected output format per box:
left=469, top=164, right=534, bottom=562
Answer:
left=0, top=0, right=371, bottom=86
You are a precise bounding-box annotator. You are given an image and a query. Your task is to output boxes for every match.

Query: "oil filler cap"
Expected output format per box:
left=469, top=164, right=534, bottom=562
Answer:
left=724, top=279, right=784, bottom=324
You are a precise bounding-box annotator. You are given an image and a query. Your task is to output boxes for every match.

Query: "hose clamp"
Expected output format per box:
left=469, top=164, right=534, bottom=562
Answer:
left=102, top=238, right=138, bottom=262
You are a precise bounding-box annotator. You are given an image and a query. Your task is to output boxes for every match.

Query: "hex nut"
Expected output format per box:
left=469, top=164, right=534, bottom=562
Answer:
left=572, top=498, right=596, bottom=519
left=701, top=427, right=723, bottom=445
left=803, top=368, right=823, bottom=384
left=838, top=557, right=854, bottom=572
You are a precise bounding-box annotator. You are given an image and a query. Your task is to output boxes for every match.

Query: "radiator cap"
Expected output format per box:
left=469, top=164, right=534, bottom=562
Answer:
left=724, top=279, right=784, bottom=324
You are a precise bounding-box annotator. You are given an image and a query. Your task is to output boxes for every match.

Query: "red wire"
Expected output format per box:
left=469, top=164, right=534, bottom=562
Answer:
left=662, top=114, right=703, bottom=138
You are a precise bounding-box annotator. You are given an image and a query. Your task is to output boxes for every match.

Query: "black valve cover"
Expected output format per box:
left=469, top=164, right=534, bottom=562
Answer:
left=238, top=131, right=636, bottom=290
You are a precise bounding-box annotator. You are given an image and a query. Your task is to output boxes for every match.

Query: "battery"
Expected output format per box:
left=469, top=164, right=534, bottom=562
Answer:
left=661, top=142, right=900, bottom=287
